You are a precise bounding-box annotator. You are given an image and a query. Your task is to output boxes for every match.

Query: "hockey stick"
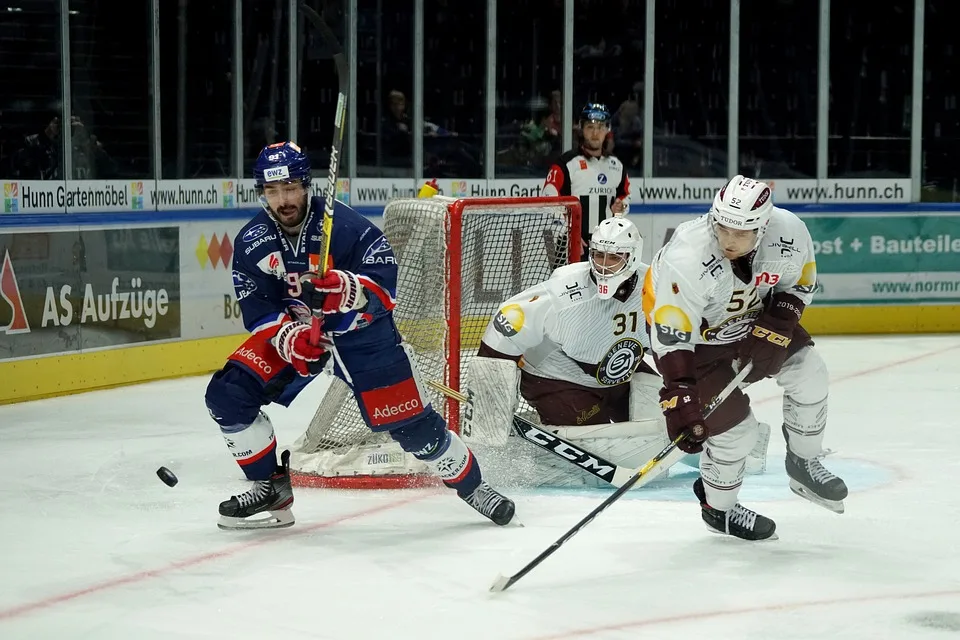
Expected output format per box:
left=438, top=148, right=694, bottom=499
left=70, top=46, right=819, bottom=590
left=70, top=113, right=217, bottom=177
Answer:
left=300, top=2, right=347, bottom=345
left=489, top=362, right=753, bottom=593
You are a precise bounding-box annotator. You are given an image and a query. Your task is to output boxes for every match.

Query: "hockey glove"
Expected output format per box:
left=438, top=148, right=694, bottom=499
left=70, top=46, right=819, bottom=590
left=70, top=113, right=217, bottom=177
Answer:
left=305, top=269, right=368, bottom=314
left=275, top=320, right=328, bottom=376
left=659, top=382, right=708, bottom=454
left=739, top=292, right=803, bottom=383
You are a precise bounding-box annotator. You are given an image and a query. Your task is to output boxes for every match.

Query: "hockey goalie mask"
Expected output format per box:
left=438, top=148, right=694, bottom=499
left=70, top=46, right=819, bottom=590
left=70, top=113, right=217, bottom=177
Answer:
left=709, top=175, right=773, bottom=259
left=589, top=218, right=643, bottom=299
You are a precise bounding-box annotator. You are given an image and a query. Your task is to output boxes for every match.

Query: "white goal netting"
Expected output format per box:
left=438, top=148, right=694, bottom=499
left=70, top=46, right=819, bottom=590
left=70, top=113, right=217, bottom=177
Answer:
left=289, top=195, right=581, bottom=488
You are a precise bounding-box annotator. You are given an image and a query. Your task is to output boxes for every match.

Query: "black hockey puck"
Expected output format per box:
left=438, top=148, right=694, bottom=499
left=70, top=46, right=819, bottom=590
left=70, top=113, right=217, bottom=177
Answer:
left=156, top=466, right=179, bottom=487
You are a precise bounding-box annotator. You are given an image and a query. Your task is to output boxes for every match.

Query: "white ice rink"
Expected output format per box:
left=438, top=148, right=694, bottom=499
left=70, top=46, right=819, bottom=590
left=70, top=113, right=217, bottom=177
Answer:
left=2, top=334, right=960, bottom=639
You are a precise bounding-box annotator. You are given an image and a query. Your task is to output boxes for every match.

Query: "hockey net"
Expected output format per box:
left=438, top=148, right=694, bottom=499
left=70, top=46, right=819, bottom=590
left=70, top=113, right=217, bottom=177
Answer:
left=289, top=195, right=582, bottom=488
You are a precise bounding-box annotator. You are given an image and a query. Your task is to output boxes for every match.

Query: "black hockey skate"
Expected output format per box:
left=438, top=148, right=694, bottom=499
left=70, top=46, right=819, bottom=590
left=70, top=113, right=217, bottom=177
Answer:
left=218, top=450, right=295, bottom=530
left=693, top=478, right=777, bottom=541
left=460, top=481, right=515, bottom=526
left=785, top=447, right=848, bottom=514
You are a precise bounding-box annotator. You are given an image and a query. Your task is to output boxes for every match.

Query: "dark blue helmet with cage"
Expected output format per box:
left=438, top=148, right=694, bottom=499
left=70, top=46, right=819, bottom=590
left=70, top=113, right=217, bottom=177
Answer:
left=580, top=103, right=611, bottom=126
left=253, top=141, right=312, bottom=191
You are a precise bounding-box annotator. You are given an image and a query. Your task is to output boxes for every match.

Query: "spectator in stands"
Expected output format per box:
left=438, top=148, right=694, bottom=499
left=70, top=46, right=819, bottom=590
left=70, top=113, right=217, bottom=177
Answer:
left=613, top=97, right=643, bottom=169
left=11, top=114, right=116, bottom=180
left=383, top=89, right=413, bottom=161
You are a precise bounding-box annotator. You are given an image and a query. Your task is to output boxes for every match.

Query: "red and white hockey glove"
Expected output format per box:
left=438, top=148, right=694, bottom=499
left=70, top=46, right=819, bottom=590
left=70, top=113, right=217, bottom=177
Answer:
left=307, top=269, right=368, bottom=314
left=659, top=382, right=708, bottom=454
left=275, top=320, right=328, bottom=376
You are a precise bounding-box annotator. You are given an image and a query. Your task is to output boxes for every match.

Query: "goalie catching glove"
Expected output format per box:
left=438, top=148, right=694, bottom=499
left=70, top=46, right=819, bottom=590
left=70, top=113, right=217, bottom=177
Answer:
left=739, top=292, right=803, bottom=383
left=300, top=269, right=368, bottom=314
left=275, top=320, right=330, bottom=376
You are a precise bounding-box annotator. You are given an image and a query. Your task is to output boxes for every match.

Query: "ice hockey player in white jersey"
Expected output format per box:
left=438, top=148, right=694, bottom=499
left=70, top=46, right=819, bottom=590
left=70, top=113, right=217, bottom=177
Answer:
left=643, top=175, right=848, bottom=540
left=470, top=218, right=671, bottom=484
left=479, top=218, right=651, bottom=423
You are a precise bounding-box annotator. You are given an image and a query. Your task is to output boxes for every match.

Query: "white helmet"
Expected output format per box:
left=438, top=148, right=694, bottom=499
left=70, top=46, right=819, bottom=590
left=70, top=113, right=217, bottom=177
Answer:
left=589, top=217, right=643, bottom=299
left=710, top=175, right=774, bottom=235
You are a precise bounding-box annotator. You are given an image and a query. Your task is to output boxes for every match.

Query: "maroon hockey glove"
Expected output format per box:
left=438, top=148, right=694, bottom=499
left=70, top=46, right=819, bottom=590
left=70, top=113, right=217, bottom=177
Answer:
left=275, top=321, right=328, bottom=376
left=739, top=293, right=803, bottom=383
left=659, top=383, right=708, bottom=454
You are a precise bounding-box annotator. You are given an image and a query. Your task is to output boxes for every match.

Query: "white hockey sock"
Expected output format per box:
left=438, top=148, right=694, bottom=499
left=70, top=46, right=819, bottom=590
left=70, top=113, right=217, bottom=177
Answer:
left=420, top=431, right=475, bottom=485
left=783, top=395, right=827, bottom=459
left=220, top=411, right=278, bottom=479
left=700, top=414, right=760, bottom=512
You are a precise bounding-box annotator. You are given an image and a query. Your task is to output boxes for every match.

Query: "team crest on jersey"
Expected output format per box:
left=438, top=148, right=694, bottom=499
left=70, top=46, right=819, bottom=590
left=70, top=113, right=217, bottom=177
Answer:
left=256, top=251, right=285, bottom=277
left=361, top=236, right=396, bottom=265
left=596, top=338, right=644, bottom=386
left=701, top=309, right=763, bottom=344
left=284, top=298, right=311, bottom=322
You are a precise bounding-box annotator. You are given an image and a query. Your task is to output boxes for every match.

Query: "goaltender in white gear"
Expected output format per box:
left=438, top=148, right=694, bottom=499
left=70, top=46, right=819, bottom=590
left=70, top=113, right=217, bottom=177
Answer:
left=644, top=175, right=847, bottom=539
left=468, top=217, right=767, bottom=487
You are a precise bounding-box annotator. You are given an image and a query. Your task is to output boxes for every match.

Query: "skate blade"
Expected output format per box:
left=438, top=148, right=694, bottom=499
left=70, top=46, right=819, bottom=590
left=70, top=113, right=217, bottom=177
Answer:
left=705, top=525, right=779, bottom=541
left=789, top=480, right=845, bottom=514
left=218, top=509, right=296, bottom=531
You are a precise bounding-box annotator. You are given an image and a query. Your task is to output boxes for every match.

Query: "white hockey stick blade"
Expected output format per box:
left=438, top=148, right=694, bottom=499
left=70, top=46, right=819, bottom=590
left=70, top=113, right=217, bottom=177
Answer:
left=489, top=573, right=512, bottom=593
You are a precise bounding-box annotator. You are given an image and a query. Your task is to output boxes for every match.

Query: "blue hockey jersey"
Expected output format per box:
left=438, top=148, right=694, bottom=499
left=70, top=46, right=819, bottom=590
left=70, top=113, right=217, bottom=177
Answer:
left=231, top=197, right=398, bottom=336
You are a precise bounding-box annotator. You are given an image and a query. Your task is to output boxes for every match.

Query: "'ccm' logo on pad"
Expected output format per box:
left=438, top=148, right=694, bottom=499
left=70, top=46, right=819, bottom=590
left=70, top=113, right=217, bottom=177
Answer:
left=361, top=378, right=424, bottom=426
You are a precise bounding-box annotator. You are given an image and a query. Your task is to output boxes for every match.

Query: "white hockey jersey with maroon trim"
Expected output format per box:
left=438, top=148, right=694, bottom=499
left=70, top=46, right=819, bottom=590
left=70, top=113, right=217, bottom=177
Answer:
left=542, top=149, right=631, bottom=243
left=641, top=207, right=817, bottom=358
left=480, top=261, right=651, bottom=389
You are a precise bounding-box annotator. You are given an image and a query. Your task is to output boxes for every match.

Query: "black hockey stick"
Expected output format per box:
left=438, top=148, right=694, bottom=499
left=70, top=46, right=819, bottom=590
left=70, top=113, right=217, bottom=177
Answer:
left=300, top=2, right=347, bottom=345
left=489, top=362, right=753, bottom=593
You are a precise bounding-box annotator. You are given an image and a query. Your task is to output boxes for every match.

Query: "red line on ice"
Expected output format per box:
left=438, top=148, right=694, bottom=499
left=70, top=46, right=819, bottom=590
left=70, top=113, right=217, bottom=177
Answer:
left=0, top=493, right=428, bottom=621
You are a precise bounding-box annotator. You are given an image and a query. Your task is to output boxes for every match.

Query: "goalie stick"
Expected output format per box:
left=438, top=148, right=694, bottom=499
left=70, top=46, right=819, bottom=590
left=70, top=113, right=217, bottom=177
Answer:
left=300, top=2, right=347, bottom=346
left=489, top=362, right=753, bottom=593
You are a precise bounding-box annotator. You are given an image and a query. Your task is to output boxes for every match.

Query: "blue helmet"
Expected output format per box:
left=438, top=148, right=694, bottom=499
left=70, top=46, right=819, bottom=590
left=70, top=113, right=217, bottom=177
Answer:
left=253, top=141, right=312, bottom=190
left=580, top=103, right=611, bottom=126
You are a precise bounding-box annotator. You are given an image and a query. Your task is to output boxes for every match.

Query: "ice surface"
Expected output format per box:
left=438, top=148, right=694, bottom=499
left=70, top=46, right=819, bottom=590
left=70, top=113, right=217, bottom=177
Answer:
left=1, top=335, right=959, bottom=639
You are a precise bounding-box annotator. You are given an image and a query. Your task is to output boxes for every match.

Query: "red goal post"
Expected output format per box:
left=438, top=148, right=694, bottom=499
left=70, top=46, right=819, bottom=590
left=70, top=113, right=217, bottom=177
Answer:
left=288, top=195, right=582, bottom=489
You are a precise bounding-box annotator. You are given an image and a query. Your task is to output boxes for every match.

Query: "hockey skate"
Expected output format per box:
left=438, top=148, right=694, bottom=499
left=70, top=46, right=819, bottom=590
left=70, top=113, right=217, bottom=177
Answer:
left=693, top=478, right=777, bottom=541
left=460, top=481, right=515, bottom=526
left=785, top=447, right=847, bottom=514
left=218, top=450, right=295, bottom=530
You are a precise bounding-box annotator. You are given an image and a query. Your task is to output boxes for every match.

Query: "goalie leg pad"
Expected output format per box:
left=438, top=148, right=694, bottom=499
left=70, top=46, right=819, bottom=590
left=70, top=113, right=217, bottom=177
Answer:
left=460, top=356, right=520, bottom=445
left=700, top=412, right=760, bottom=512
left=629, top=371, right=664, bottom=421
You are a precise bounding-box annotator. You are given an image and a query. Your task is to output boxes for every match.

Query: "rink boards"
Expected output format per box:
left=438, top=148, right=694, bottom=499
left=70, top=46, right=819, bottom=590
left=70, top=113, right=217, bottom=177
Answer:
left=1, top=203, right=958, bottom=404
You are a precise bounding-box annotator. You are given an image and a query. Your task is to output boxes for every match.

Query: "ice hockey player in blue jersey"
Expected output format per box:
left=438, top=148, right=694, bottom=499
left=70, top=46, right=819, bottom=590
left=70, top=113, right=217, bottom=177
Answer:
left=206, top=141, right=515, bottom=530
